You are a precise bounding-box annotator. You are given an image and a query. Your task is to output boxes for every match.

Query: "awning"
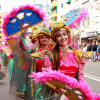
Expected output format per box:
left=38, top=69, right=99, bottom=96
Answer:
left=81, top=32, right=98, bottom=38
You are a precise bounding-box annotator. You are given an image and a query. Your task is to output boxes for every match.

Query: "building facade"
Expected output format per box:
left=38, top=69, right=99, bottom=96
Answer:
left=0, top=12, right=8, bottom=47
left=80, top=0, right=100, bottom=43
left=34, top=0, right=51, bottom=19
left=49, top=0, right=100, bottom=44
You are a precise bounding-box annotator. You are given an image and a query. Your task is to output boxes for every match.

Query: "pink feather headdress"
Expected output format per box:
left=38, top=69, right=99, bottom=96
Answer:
left=68, top=8, right=88, bottom=29
left=2, top=4, right=47, bottom=38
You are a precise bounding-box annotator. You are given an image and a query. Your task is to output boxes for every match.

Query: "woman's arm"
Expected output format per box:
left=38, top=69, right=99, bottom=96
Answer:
left=20, top=34, right=36, bottom=53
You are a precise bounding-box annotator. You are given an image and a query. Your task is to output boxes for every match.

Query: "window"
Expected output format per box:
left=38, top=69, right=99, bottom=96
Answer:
left=46, top=5, right=50, bottom=12
left=36, top=4, right=43, bottom=8
left=51, top=7, right=56, bottom=12
left=66, top=0, right=71, bottom=4
left=61, top=3, right=63, bottom=7
left=51, top=0, right=56, bottom=2
left=94, top=0, right=98, bottom=2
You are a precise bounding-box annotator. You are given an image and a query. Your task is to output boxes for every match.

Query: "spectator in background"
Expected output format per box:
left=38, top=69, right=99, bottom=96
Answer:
left=97, top=43, right=100, bottom=61
left=82, top=44, right=87, bottom=52
left=87, top=43, right=92, bottom=51
left=92, top=41, right=97, bottom=62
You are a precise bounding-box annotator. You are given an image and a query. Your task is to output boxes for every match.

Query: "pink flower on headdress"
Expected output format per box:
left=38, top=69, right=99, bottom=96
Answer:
left=9, top=8, right=18, bottom=18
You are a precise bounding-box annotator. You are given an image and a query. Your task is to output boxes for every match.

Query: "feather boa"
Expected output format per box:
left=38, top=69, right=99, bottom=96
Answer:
left=68, top=8, right=88, bottom=29
left=2, top=4, right=47, bottom=37
left=29, top=69, right=100, bottom=100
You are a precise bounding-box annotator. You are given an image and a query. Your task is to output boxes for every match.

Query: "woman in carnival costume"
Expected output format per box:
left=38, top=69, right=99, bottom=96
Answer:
left=1, top=41, right=9, bottom=68
left=0, top=68, right=6, bottom=80
left=0, top=42, right=10, bottom=80
left=11, top=27, right=56, bottom=100
left=43, top=22, right=85, bottom=80
left=1, top=4, right=56, bottom=99
left=20, top=27, right=52, bottom=70
left=37, top=22, right=85, bottom=99
left=30, top=27, right=39, bottom=46
left=0, top=49, right=6, bottom=80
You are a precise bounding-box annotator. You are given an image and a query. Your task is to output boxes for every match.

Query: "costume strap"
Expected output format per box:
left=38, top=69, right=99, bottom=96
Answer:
left=73, top=50, right=84, bottom=81
left=46, top=50, right=54, bottom=68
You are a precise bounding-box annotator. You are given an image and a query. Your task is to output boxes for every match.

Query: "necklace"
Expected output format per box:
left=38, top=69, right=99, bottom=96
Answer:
left=59, top=46, right=69, bottom=63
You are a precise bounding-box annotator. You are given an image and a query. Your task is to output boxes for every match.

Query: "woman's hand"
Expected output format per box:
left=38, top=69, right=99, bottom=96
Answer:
left=21, top=28, right=28, bottom=38
left=55, top=88, right=66, bottom=94
left=42, top=55, right=52, bottom=71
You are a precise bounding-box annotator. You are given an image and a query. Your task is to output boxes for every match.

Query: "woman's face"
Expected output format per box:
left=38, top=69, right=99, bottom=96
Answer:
left=32, top=38, right=39, bottom=45
left=55, top=30, right=68, bottom=47
left=39, top=35, right=50, bottom=46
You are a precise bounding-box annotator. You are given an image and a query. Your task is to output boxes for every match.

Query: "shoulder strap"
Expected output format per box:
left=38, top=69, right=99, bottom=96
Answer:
left=74, top=50, right=82, bottom=64
left=46, top=50, right=58, bottom=70
left=73, top=50, right=82, bottom=82
left=33, top=45, right=39, bottom=53
left=46, top=50, right=54, bottom=65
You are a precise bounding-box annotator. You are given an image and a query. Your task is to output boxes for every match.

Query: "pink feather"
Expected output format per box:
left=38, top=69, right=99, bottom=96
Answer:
left=68, top=8, right=89, bottom=29
left=2, top=4, right=47, bottom=38
left=28, top=69, right=100, bottom=100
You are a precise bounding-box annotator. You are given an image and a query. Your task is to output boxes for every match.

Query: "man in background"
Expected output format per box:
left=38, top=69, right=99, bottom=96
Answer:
left=92, top=41, right=97, bottom=62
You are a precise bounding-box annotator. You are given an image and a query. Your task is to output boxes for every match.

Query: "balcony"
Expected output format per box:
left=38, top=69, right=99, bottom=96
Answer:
left=50, top=1, right=57, bottom=10
left=49, top=12, right=57, bottom=19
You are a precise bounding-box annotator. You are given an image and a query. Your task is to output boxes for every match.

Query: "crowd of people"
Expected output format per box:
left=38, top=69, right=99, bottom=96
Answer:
left=80, top=40, right=100, bottom=62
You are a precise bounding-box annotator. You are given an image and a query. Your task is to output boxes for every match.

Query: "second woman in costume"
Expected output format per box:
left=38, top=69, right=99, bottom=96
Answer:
left=12, top=27, right=56, bottom=100
left=41, top=22, right=85, bottom=99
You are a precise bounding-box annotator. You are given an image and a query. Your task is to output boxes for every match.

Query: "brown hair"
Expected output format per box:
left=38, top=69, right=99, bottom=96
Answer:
left=52, top=44, right=60, bottom=70
left=52, top=44, right=79, bottom=81
left=52, top=44, right=73, bottom=70
left=52, top=29, right=70, bottom=70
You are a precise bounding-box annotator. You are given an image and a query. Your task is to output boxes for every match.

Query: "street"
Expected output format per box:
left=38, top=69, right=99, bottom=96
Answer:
left=0, top=54, right=24, bottom=100
left=0, top=72, right=24, bottom=100
left=83, top=60, right=100, bottom=94
left=0, top=60, right=100, bottom=100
